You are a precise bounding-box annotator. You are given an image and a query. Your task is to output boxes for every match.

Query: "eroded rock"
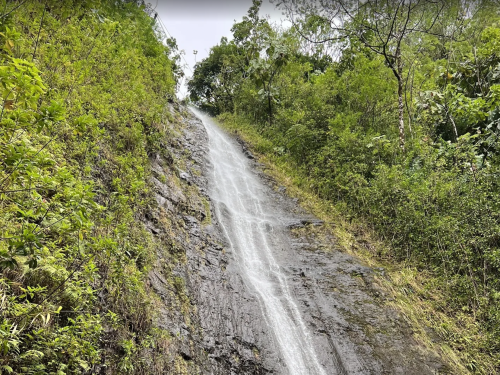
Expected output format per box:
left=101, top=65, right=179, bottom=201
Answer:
left=143, top=104, right=447, bottom=374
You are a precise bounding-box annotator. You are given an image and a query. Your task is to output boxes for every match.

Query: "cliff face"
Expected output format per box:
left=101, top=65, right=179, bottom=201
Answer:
left=144, top=104, right=276, bottom=374
left=144, top=105, right=445, bottom=375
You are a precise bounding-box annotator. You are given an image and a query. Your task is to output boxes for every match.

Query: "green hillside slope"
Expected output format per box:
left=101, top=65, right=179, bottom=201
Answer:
left=0, top=1, right=190, bottom=373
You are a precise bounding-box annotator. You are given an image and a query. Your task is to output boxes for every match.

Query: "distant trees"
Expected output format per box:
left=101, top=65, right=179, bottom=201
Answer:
left=187, top=38, right=241, bottom=115
left=277, top=0, right=453, bottom=149
left=188, top=0, right=292, bottom=123
left=188, top=0, right=271, bottom=115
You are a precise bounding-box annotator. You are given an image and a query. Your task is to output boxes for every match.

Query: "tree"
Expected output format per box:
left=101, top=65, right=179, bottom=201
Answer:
left=247, top=35, right=290, bottom=126
left=188, top=0, right=274, bottom=115
left=277, top=0, right=449, bottom=149
left=188, top=38, right=240, bottom=114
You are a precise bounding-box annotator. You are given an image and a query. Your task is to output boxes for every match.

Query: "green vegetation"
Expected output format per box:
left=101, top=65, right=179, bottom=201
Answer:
left=189, top=0, right=500, bottom=372
left=0, top=0, right=192, bottom=373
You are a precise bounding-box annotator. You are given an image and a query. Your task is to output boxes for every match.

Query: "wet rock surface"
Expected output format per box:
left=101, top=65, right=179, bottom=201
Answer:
left=145, top=104, right=277, bottom=374
left=262, top=180, right=446, bottom=374
left=145, top=104, right=446, bottom=374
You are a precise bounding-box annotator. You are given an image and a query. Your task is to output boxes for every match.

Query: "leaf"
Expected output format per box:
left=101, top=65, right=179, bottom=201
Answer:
left=78, top=360, right=90, bottom=370
left=26, top=257, right=38, bottom=269
left=0, top=257, right=18, bottom=270
left=4, top=99, right=14, bottom=110
left=1, top=365, right=13, bottom=374
left=4, top=40, right=13, bottom=51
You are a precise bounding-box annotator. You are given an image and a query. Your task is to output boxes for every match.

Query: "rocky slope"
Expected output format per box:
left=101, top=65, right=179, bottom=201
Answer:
left=144, top=104, right=447, bottom=374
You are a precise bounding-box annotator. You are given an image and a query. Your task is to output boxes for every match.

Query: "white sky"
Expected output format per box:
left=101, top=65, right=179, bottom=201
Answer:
left=149, top=0, right=288, bottom=98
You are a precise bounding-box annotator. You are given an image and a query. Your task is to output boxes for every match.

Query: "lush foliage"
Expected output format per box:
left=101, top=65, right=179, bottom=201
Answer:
left=189, top=0, right=500, bottom=372
left=0, top=0, right=188, bottom=373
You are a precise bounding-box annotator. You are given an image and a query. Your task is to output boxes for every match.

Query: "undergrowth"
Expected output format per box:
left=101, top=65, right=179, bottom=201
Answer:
left=0, top=0, right=191, bottom=373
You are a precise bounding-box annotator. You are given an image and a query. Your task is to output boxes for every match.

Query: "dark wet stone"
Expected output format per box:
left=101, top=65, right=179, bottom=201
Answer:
left=244, top=150, right=255, bottom=159
left=142, top=104, right=447, bottom=375
left=179, top=170, right=192, bottom=184
left=285, top=218, right=324, bottom=229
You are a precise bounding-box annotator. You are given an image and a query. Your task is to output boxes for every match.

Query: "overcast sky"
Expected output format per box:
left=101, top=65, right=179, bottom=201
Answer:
left=150, top=0, right=288, bottom=98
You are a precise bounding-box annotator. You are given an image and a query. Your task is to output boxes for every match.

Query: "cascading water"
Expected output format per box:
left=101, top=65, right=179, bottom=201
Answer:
left=191, top=107, right=333, bottom=375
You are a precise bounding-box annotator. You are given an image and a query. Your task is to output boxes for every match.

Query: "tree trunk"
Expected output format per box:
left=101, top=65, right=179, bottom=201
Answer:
left=396, top=50, right=405, bottom=150
left=267, top=90, right=272, bottom=126
left=448, top=110, right=459, bottom=141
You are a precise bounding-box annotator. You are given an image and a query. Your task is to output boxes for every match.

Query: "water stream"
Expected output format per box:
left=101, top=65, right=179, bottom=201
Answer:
left=191, top=108, right=330, bottom=375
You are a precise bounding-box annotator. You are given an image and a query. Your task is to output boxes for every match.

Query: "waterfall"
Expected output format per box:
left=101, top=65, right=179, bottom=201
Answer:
left=191, top=107, right=332, bottom=375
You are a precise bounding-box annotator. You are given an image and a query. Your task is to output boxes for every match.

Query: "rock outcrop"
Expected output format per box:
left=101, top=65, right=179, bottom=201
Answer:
left=142, top=104, right=445, bottom=374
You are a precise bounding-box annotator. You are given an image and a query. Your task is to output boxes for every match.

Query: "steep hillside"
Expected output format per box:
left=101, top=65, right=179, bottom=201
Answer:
left=5, top=0, right=500, bottom=374
left=0, top=1, right=199, bottom=373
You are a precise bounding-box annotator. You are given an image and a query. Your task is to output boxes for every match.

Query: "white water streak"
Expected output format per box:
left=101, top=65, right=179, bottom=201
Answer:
left=192, top=108, right=327, bottom=375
